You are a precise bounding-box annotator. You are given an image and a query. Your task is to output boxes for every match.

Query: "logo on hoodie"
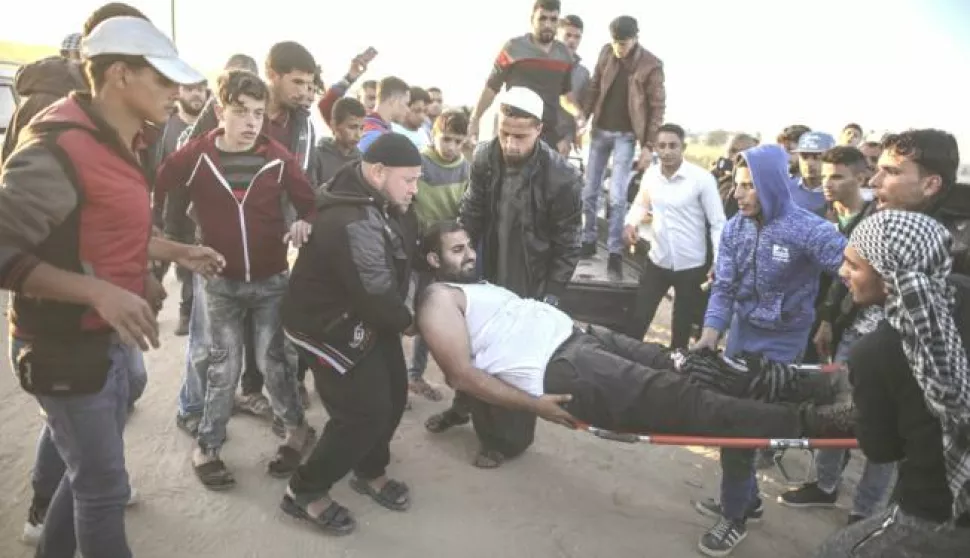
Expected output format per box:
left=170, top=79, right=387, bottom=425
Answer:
left=771, top=244, right=790, bottom=264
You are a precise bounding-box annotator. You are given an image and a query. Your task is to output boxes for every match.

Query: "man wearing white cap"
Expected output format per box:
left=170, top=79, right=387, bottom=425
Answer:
left=429, top=85, right=582, bottom=468
left=0, top=15, right=223, bottom=558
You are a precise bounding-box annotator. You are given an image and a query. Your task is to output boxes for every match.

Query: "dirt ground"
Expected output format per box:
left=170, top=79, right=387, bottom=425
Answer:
left=0, top=277, right=864, bottom=558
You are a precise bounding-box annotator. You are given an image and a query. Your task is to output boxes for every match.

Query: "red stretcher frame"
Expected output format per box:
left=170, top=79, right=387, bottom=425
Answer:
left=576, top=423, right=858, bottom=450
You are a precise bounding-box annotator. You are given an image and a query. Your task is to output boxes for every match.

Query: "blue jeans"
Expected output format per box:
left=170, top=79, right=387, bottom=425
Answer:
left=14, top=338, right=145, bottom=508
left=178, top=272, right=209, bottom=417
left=581, top=129, right=636, bottom=254
left=197, top=273, right=304, bottom=451
left=25, top=342, right=141, bottom=558
left=814, top=329, right=895, bottom=517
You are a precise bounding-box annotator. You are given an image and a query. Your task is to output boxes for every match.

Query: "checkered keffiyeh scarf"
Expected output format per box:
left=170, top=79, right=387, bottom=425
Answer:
left=850, top=209, right=970, bottom=519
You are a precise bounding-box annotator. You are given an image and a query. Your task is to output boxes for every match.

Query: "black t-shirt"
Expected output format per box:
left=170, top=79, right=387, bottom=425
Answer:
left=849, top=320, right=953, bottom=523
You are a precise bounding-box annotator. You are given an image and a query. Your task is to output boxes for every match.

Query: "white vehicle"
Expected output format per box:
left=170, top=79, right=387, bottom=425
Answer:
left=0, top=61, right=20, bottom=149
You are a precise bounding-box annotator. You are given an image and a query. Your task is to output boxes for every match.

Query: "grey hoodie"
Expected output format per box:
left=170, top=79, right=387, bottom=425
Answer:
left=314, top=137, right=361, bottom=193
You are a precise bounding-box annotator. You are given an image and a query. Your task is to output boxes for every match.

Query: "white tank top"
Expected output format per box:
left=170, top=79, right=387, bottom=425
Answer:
left=445, top=282, right=574, bottom=396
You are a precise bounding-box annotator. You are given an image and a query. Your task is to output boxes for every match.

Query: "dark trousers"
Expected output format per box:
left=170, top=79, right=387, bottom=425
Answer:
left=544, top=327, right=804, bottom=437
left=626, top=259, right=707, bottom=348
left=450, top=391, right=537, bottom=458
left=289, top=333, right=408, bottom=495
left=241, top=312, right=306, bottom=395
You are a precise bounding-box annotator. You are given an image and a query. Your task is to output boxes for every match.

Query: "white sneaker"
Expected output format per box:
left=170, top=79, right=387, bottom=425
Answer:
left=19, top=487, right=138, bottom=546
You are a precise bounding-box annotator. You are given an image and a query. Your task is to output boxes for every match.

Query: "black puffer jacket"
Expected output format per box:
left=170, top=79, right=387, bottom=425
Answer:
left=459, top=139, right=582, bottom=299
left=281, top=163, right=417, bottom=372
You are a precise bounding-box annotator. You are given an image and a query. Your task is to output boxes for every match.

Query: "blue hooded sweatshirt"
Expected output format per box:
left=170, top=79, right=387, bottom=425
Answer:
left=704, top=144, right=847, bottom=362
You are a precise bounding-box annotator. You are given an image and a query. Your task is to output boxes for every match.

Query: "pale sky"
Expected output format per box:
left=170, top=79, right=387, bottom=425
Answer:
left=4, top=0, right=969, bottom=144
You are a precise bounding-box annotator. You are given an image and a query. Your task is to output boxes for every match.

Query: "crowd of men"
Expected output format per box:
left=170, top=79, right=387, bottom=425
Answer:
left=1, top=1, right=968, bottom=557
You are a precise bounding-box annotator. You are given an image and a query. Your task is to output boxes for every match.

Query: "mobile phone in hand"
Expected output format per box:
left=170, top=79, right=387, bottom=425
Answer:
left=361, top=47, right=378, bottom=63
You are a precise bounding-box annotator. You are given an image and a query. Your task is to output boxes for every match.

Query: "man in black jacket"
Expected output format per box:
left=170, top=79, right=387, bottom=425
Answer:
left=425, top=86, right=583, bottom=469
left=278, top=133, right=420, bottom=534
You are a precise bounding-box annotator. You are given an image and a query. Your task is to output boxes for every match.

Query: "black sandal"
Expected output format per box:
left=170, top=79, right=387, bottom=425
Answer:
left=194, top=459, right=236, bottom=491
left=267, top=426, right=317, bottom=478
left=280, top=494, right=356, bottom=535
left=349, top=477, right=411, bottom=511
left=424, top=410, right=470, bottom=434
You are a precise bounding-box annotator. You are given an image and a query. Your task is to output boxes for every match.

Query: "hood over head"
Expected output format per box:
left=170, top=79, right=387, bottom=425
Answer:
left=14, top=56, right=87, bottom=97
left=741, top=144, right=795, bottom=223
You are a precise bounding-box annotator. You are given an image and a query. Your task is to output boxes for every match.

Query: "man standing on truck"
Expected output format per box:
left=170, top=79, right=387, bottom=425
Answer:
left=425, top=85, right=582, bottom=469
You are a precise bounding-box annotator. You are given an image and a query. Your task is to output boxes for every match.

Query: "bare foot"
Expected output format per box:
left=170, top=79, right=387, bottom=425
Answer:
left=192, top=446, right=219, bottom=467
left=287, top=486, right=333, bottom=517
left=283, top=423, right=312, bottom=451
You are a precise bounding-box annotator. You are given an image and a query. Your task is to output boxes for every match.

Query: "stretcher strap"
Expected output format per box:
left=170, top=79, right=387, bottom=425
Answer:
left=579, top=424, right=858, bottom=449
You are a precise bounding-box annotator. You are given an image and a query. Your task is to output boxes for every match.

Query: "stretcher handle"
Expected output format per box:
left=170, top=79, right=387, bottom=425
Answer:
left=580, top=425, right=858, bottom=449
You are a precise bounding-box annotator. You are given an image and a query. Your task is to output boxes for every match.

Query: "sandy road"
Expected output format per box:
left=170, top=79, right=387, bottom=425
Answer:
left=0, top=278, right=859, bottom=557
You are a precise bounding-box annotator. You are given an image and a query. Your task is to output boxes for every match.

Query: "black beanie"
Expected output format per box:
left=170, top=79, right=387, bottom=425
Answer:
left=362, top=133, right=422, bottom=167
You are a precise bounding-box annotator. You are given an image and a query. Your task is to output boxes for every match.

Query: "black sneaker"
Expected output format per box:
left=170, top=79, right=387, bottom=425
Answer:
left=607, top=253, right=623, bottom=281
left=693, top=497, right=764, bottom=523
left=777, top=482, right=838, bottom=508
left=698, top=517, right=747, bottom=557
left=580, top=242, right=596, bottom=258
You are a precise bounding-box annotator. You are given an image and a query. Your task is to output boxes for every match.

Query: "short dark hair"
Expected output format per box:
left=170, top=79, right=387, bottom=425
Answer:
left=821, top=146, right=868, bottom=173
left=427, top=86, right=442, bottom=96
left=533, top=0, right=561, bottom=12
left=420, top=220, right=465, bottom=262
left=224, top=53, right=258, bottom=73
left=378, top=76, right=410, bottom=103
left=777, top=124, right=811, bottom=145
left=734, top=154, right=749, bottom=170
left=332, top=97, right=366, bottom=125
left=361, top=80, right=377, bottom=90
left=266, top=41, right=316, bottom=76
left=843, top=122, right=863, bottom=135
left=433, top=109, right=469, bottom=137
left=409, top=86, right=431, bottom=106
left=657, top=123, right=686, bottom=143
left=883, top=129, right=960, bottom=187
left=84, top=54, right=150, bottom=91
left=83, top=2, right=148, bottom=36
left=609, top=16, right=639, bottom=40
left=560, top=14, right=583, bottom=30
left=216, top=70, right=268, bottom=107
left=499, top=103, right=541, bottom=126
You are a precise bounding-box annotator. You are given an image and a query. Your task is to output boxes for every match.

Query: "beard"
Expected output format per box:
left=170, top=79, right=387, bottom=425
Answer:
left=536, top=30, right=555, bottom=44
left=437, top=263, right=478, bottom=283
left=178, top=99, right=203, bottom=117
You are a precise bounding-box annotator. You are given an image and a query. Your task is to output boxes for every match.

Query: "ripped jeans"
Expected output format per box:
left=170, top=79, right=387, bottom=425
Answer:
left=196, top=272, right=304, bottom=452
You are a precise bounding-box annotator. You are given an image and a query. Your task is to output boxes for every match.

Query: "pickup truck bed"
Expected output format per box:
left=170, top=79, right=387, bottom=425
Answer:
left=560, top=220, right=647, bottom=331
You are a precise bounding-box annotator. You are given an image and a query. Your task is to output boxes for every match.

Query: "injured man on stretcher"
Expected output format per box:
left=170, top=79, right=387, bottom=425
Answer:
left=416, top=222, right=854, bottom=440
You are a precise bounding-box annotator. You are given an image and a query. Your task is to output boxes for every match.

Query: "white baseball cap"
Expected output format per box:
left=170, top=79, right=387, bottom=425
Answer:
left=81, top=16, right=205, bottom=85
left=497, top=86, right=544, bottom=121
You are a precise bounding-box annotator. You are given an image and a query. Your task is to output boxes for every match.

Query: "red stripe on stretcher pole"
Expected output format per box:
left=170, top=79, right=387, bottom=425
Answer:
left=577, top=424, right=858, bottom=450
